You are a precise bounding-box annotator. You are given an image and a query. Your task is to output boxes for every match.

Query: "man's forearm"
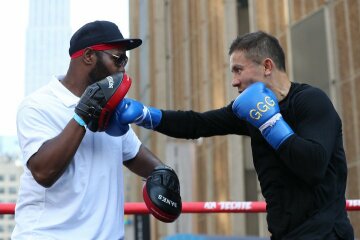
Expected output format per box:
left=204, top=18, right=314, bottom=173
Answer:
left=27, top=119, right=86, bottom=188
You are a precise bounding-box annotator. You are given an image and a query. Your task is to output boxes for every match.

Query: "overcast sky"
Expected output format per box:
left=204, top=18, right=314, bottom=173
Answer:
left=0, top=0, right=129, bottom=136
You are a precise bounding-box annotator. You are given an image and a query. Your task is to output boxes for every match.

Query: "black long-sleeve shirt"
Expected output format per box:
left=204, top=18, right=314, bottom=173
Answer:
left=155, top=82, right=354, bottom=239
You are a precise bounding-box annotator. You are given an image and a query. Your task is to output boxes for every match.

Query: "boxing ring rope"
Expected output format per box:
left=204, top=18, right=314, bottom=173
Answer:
left=1, top=200, right=360, bottom=215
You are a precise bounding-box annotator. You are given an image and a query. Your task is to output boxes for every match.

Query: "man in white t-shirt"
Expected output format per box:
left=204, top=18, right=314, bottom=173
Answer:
left=13, top=20, right=182, bottom=240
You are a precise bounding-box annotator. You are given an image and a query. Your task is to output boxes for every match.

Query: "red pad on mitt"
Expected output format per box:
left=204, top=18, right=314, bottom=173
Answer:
left=96, top=73, right=131, bottom=131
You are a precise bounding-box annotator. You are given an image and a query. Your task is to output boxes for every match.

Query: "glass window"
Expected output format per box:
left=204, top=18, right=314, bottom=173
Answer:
left=290, top=9, right=330, bottom=95
left=237, top=0, right=249, bottom=35
left=9, top=174, right=16, bottom=182
left=8, top=224, right=14, bottom=232
left=8, top=187, right=17, bottom=194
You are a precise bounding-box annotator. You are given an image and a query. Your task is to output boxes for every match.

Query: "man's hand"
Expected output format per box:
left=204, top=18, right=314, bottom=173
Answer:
left=74, top=72, right=131, bottom=132
left=105, top=100, right=129, bottom=136
left=232, top=82, right=294, bottom=149
left=114, top=98, right=162, bottom=129
left=143, top=165, right=182, bottom=223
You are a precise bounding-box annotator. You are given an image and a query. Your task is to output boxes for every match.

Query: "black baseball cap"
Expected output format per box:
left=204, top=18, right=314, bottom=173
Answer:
left=69, top=20, right=142, bottom=56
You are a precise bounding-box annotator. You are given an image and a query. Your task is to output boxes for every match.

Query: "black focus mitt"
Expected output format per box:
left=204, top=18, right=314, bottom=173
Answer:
left=143, top=165, right=182, bottom=223
left=75, top=72, right=131, bottom=132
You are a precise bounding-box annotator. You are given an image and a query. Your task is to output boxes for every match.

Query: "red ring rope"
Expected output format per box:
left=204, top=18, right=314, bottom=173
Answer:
left=1, top=200, right=359, bottom=215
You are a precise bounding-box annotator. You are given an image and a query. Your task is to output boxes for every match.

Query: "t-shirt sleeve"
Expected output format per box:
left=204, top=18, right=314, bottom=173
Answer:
left=121, top=126, right=141, bottom=161
left=17, top=104, right=60, bottom=166
left=278, top=87, right=341, bottom=184
left=155, top=102, right=249, bottom=138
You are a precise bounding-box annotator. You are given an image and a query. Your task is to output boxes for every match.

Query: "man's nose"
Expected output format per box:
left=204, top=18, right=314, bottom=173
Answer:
left=231, top=76, right=240, bottom=87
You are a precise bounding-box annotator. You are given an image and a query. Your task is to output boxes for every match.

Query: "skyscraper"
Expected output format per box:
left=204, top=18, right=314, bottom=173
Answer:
left=25, top=0, right=71, bottom=95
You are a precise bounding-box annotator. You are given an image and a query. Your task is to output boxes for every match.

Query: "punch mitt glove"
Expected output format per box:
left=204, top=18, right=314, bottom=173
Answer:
left=115, top=98, right=162, bottom=129
left=74, top=72, right=131, bottom=132
left=232, top=82, right=294, bottom=149
left=143, top=165, right=182, bottom=223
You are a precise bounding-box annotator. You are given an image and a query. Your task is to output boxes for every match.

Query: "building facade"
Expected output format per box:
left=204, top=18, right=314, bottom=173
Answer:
left=0, top=136, right=22, bottom=240
left=127, top=0, right=360, bottom=238
left=25, top=0, right=71, bottom=95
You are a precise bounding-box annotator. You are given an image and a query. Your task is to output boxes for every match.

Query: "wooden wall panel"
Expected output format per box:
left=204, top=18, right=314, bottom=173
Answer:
left=129, top=0, right=360, bottom=238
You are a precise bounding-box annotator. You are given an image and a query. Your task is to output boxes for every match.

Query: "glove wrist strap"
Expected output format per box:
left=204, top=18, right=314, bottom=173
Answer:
left=73, top=113, right=87, bottom=129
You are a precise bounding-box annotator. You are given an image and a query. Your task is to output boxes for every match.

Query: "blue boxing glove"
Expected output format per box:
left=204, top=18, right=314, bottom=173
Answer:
left=232, top=82, right=294, bottom=149
left=105, top=118, right=129, bottom=136
left=105, top=101, right=130, bottom=136
left=115, top=98, right=162, bottom=129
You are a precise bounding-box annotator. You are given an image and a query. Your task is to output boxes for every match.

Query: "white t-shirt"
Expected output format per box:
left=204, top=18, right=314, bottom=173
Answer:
left=12, top=76, right=141, bottom=240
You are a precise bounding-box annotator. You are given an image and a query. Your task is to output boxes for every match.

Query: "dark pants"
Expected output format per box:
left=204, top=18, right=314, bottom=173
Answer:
left=325, top=230, right=344, bottom=240
left=271, top=230, right=345, bottom=240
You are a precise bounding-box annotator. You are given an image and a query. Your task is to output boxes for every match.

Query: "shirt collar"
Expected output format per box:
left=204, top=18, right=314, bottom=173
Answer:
left=49, top=75, right=79, bottom=108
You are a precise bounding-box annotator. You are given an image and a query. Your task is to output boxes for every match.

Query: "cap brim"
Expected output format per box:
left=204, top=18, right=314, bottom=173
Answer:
left=106, top=38, right=142, bottom=51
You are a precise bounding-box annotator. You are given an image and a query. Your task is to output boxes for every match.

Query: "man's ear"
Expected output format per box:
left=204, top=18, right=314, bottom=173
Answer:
left=263, top=58, right=274, bottom=76
left=83, top=48, right=96, bottom=65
